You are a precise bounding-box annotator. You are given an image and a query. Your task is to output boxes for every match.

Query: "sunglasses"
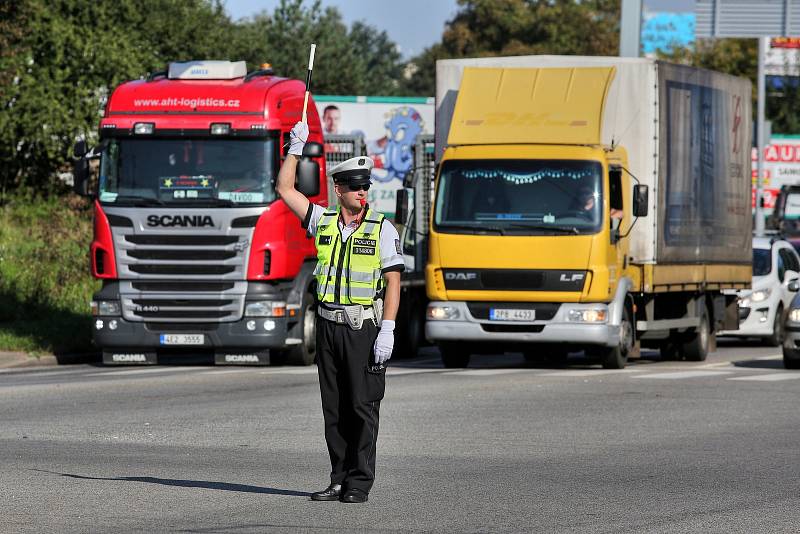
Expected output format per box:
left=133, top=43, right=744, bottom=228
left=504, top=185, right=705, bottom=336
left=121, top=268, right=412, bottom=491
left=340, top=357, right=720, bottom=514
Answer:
left=347, top=183, right=371, bottom=192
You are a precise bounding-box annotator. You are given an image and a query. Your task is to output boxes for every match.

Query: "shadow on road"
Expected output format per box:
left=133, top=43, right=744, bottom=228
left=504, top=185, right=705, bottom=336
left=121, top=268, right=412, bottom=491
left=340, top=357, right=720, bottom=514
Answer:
left=31, top=469, right=311, bottom=497
left=732, top=358, right=785, bottom=370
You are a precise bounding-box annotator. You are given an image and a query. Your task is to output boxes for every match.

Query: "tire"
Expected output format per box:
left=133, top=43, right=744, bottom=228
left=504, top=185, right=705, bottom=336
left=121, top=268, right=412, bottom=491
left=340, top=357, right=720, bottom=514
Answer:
left=395, top=307, right=424, bottom=359
left=783, top=347, right=800, bottom=369
left=600, top=306, right=633, bottom=369
left=281, top=290, right=317, bottom=366
left=439, top=343, right=470, bottom=368
left=682, top=307, right=711, bottom=362
left=765, top=305, right=785, bottom=347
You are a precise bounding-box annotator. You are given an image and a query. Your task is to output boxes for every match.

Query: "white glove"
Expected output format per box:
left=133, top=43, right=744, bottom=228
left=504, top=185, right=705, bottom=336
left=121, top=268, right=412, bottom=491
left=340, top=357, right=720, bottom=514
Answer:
left=288, top=121, right=308, bottom=156
left=373, top=320, right=395, bottom=365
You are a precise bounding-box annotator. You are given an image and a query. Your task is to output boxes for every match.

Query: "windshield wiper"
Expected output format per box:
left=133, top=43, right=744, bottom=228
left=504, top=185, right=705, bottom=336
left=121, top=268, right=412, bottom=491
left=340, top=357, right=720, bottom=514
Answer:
left=507, top=223, right=580, bottom=234
left=112, top=195, right=165, bottom=206
left=437, top=224, right=505, bottom=235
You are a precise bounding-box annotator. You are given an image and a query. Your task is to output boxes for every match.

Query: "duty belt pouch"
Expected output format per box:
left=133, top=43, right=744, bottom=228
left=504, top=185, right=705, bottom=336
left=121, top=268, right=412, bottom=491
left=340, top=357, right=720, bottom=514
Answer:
left=372, top=298, right=384, bottom=325
left=343, top=304, right=364, bottom=330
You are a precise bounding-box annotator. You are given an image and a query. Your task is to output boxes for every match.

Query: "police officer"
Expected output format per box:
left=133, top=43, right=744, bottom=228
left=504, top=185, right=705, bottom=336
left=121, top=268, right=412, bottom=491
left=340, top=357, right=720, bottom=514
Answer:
left=276, top=121, right=404, bottom=503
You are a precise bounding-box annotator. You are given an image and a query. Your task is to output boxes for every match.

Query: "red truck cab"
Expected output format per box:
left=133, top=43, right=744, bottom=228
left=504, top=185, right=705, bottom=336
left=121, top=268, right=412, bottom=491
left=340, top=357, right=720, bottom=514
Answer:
left=74, top=60, right=326, bottom=365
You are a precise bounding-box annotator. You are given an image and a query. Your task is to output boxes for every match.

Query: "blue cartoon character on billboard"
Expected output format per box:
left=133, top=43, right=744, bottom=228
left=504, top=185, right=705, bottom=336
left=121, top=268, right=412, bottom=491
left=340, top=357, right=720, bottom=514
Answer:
left=369, top=106, right=425, bottom=183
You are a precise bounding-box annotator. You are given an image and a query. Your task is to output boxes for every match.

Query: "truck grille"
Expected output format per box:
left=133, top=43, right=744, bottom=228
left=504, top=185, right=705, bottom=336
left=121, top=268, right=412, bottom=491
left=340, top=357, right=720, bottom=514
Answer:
left=111, top=211, right=257, bottom=322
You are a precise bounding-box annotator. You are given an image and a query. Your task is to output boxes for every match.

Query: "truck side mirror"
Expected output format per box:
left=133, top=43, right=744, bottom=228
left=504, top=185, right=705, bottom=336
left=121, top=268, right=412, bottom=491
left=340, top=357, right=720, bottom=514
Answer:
left=302, top=141, right=323, bottom=158
left=296, top=159, right=320, bottom=197
left=74, top=139, right=88, bottom=158
left=789, top=279, right=800, bottom=292
left=633, top=184, right=649, bottom=217
left=73, top=155, right=90, bottom=197
left=395, top=188, right=409, bottom=225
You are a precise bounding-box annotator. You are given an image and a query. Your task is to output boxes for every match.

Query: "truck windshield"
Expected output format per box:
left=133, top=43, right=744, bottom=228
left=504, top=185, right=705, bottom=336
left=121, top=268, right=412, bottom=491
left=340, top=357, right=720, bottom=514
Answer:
left=434, top=159, right=604, bottom=234
left=98, top=138, right=277, bottom=206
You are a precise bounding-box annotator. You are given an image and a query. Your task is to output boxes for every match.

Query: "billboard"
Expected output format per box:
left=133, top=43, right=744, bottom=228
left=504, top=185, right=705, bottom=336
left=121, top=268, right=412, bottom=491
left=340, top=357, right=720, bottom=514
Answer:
left=315, top=96, right=434, bottom=214
left=752, top=137, right=800, bottom=212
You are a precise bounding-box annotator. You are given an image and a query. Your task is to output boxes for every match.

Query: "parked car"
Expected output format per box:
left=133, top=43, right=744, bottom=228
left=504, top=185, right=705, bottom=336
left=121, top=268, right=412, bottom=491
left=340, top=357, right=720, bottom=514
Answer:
left=720, top=237, right=800, bottom=345
left=781, top=290, right=800, bottom=369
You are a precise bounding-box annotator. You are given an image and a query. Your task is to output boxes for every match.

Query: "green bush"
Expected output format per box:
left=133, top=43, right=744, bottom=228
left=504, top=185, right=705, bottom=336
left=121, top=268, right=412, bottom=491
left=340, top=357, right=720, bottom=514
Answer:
left=0, top=193, right=99, bottom=354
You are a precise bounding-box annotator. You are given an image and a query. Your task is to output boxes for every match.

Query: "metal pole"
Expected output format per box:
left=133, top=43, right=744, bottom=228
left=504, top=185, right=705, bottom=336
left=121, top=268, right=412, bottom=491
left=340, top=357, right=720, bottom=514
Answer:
left=755, top=36, right=767, bottom=236
left=619, top=0, right=642, bottom=57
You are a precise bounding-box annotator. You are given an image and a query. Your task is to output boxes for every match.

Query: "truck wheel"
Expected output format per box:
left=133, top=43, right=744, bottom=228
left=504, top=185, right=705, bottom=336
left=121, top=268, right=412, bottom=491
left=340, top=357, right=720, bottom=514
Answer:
left=659, top=340, right=680, bottom=361
left=439, top=343, right=470, bottom=368
left=396, top=308, right=423, bottom=358
left=282, top=290, right=317, bottom=366
left=765, top=306, right=784, bottom=347
left=682, top=308, right=710, bottom=361
left=600, top=307, right=633, bottom=369
left=783, top=347, right=800, bottom=369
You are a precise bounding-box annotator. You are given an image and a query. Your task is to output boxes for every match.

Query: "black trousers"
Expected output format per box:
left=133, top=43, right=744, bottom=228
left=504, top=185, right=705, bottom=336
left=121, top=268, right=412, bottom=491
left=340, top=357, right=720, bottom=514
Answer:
left=315, top=315, right=386, bottom=493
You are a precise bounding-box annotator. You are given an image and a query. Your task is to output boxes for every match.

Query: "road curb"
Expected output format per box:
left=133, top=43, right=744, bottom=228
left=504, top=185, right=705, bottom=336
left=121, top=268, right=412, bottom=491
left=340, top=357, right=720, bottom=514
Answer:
left=0, top=351, right=100, bottom=369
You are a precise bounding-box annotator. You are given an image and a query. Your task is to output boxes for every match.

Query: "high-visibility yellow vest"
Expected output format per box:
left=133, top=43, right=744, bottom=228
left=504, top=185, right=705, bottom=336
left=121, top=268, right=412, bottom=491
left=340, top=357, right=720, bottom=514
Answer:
left=313, top=207, right=384, bottom=305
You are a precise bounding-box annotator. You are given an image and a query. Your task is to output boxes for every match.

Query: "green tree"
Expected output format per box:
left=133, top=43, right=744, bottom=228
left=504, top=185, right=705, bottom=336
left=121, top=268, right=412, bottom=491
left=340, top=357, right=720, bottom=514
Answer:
left=400, top=0, right=621, bottom=95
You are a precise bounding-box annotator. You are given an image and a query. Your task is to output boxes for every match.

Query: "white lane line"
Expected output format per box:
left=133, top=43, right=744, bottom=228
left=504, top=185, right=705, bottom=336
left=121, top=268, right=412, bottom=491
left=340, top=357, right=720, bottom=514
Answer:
left=728, top=373, right=800, bottom=382
left=444, top=369, right=536, bottom=376
left=197, top=369, right=255, bottom=375
left=541, top=369, right=642, bottom=377
left=0, top=369, right=94, bottom=378
left=259, top=368, right=318, bottom=375
left=754, top=354, right=783, bottom=360
left=87, top=367, right=212, bottom=376
left=387, top=368, right=447, bottom=376
left=634, top=370, right=733, bottom=379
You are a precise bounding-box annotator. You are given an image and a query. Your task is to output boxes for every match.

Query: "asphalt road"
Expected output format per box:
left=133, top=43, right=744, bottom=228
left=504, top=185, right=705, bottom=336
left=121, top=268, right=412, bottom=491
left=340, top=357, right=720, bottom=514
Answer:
left=1, top=342, right=799, bottom=533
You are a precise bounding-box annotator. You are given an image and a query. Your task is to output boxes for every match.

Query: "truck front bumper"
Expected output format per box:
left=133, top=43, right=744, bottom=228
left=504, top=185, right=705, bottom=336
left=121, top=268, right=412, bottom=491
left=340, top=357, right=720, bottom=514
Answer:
left=93, top=316, right=290, bottom=364
left=425, top=301, right=619, bottom=347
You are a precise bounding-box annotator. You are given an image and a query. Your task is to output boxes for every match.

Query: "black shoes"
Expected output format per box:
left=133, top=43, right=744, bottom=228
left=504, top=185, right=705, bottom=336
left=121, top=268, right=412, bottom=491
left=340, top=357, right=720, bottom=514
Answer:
left=310, top=483, right=342, bottom=501
left=340, top=488, right=368, bottom=503
left=310, top=483, right=369, bottom=503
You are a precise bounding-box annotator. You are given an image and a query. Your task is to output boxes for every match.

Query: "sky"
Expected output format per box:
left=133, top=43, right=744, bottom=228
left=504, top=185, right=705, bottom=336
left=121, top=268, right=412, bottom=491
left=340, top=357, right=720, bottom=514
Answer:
left=223, top=0, right=460, bottom=59
left=223, top=1, right=699, bottom=60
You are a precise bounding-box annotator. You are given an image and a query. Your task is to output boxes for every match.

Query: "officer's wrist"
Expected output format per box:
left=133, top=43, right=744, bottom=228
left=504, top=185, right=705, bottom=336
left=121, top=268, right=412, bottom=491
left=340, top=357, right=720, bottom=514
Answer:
left=380, top=320, right=395, bottom=332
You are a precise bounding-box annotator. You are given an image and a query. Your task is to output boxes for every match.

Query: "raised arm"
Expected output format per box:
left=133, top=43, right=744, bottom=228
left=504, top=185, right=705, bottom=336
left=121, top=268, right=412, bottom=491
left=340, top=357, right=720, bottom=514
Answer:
left=275, top=122, right=311, bottom=221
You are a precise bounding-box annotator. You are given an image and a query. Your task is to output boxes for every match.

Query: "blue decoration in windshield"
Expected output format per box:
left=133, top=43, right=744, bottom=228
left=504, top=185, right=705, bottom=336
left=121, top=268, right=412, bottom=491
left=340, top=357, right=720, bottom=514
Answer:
left=462, top=168, right=593, bottom=184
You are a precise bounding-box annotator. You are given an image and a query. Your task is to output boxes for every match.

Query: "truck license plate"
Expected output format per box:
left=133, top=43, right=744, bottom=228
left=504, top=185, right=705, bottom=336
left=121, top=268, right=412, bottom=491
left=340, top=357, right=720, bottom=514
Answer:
left=159, top=334, right=204, bottom=345
left=489, top=308, right=535, bottom=321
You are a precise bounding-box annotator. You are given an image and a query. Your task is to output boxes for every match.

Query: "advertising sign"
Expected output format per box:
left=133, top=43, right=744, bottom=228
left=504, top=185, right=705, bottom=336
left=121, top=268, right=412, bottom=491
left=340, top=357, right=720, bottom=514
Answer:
left=316, top=96, right=434, bottom=214
left=751, top=137, right=800, bottom=212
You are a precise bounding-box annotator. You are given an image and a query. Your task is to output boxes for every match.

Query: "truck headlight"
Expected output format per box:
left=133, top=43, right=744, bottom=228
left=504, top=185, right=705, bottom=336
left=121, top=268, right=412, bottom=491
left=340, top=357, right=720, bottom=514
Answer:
left=245, top=301, right=286, bottom=317
left=789, top=309, right=800, bottom=323
left=750, top=289, right=771, bottom=303
left=427, top=304, right=460, bottom=320
left=567, top=308, right=607, bottom=323
left=91, top=300, right=120, bottom=316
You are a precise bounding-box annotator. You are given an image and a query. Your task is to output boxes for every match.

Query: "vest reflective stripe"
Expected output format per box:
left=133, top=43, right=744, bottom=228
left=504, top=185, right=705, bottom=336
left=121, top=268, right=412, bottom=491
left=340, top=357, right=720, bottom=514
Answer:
left=317, top=285, right=377, bottom=299
left=312, top=264, right=377, bottom=283
left=314, top=207, right=384, bottom=305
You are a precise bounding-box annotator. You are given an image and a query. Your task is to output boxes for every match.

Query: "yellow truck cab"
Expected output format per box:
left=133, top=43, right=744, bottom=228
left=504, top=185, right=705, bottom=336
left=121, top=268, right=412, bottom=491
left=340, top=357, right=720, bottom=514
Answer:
left=425, top=57, right=752, bottom=368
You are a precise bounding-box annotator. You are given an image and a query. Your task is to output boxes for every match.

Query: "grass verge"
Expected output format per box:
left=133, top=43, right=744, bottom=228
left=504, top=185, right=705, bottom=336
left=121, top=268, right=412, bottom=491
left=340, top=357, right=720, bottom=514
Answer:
left=0, top=192, right=99, bottom=354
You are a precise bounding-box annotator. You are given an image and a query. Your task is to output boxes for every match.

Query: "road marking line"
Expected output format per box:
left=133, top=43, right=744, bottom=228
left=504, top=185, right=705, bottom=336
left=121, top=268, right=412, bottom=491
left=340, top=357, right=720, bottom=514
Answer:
left=259, top=368, right=318, bottom=375
left=727, top=373, right=800, bottom=382
left=634, top=370, right=733, bottom=379
left=754, top=354, right=783, bottom=360
left=87, top=367, right=211, bottom=376
left=198, top=369, right=255, bottom=375
left=444, top=369, right=536, bottom=376
left=387, top=368, right=447, bottom=376
left=541, top=369, right=642, bottom=377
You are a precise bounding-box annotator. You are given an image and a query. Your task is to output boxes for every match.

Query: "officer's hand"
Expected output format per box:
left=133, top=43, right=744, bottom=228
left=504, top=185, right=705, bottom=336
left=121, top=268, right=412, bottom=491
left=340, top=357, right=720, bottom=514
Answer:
left=373, top=320, right=395, bottom=365
left=288, top=121, right=308, bottom=156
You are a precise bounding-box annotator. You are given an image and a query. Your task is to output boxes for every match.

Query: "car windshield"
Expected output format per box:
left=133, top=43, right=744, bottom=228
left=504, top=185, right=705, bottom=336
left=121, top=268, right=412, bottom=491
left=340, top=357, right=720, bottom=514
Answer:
left=99, top=138, right=277, bottom=206
left=753, top=248, right=771, bottom=277
left=434, top=159, right=604, bottom=235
